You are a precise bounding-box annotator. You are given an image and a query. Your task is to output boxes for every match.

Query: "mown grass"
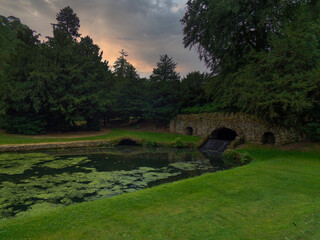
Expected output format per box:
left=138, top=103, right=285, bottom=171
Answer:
left=0, top=129, right=201, bottom=145
left=0, top=146, right=319, bottom=239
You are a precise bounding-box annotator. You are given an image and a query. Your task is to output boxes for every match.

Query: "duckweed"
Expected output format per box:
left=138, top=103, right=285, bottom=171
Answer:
left=0, top=148, right=225, bottom=219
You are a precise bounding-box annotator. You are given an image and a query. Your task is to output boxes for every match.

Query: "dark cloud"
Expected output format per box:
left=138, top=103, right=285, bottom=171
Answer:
left=0, top=0, right=207, bottom=77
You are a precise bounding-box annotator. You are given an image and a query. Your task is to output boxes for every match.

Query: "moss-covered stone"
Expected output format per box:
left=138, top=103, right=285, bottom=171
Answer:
left=170, top=113, right=302, bottom=145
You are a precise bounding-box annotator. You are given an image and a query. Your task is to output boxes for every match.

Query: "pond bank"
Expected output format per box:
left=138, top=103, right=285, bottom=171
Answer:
left=0, top=140, right=110, bottom=153
left=0, top=137, right=198, bottom=153
left=0, top=129, right=202, bottom=150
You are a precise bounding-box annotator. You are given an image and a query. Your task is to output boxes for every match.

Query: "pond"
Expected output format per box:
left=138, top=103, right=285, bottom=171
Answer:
left=0, top=147, right=227, bottom=219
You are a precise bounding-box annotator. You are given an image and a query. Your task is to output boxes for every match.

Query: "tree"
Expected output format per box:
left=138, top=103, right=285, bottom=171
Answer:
left=151, top=54, right=180, bottom=82
left=72, top=36, right=113, bottom=130
left=113, top=49, right=129, bottom=80
left=181, top=0, right=286, bottom=73
left=181, top=0, right=320, bottom=129
left=209, top=3, right=320, bottom=127
left=0, top=25, right=47, bottom=134
left=1, top=6, right=116, bottom=133
left=147, top=55, right=183, bottom=123
left=181, top=71, right=208, bottom=108
left=111, top=51, right=148, bottom=119
left=53, top=6, right=80, bottom=39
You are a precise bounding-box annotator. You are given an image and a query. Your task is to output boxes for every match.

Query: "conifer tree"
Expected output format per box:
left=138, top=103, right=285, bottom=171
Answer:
left=147, top=55, right=183, bottom=123
left=53, top=6, right=80, bottom=39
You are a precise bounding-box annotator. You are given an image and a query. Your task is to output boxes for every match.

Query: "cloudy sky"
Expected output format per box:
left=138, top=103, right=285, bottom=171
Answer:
left=0, top=0, right=207, bottom=77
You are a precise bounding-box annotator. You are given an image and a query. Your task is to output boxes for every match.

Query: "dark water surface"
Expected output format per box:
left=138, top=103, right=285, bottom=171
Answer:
left=0, top=147, right=227, bottom=219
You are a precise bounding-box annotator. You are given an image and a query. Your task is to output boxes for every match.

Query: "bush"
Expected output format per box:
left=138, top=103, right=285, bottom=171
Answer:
left=222, top=150, right=241, bottom=166
left=4, top=115, right=46, bottom=135
left=301, top=122, right=320, bottom=142
left=240, top=152, right=253, bottom=164
left=222, top=150, right=252, bottom=166
left=0, top=117, right=4, bottom=129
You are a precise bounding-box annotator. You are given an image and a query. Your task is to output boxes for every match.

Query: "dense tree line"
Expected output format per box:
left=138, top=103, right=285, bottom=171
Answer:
left=0, top=7, right=205, bottom=134
left=182, top=0, right=320, bottom=140
left=1, top=2, right=319, bottom=141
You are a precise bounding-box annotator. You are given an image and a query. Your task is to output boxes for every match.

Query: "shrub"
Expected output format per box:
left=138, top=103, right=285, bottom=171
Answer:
left=222, top=150, right=241, bottom=166
left=222, top=150, right=252, bottom=166
left=301, top=122, right=320, bottom=142
left=4, top=115, right=46, bottom=135
left=240, top=152, right=253, bottom=164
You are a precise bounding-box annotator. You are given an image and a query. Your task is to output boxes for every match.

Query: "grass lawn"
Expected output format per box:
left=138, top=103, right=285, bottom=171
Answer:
left=0, top=129, right=201, bottom=145
left=0, top=146, right=319, bottom=239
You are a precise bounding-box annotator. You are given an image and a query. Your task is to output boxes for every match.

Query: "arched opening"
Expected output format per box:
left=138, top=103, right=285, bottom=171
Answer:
left=186, top=127, right=193, bottom=136
left=211, top=127, right=238, bottom=141
left=200, top=128, right=238, bottom=152
left=262, top=132, right=275, bottom=145
left=118, top=139, right=140, bottom=146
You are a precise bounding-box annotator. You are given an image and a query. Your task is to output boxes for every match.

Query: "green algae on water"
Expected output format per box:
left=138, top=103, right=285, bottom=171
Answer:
left=0, top=148, right=224, bottom=219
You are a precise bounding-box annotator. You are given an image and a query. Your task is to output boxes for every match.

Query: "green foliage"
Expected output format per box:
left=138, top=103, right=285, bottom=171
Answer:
left=54, top=6, right=80, bottom=39
left=146, top=55, right=183, bottom=123
left=240, top=152, right=253, bottom=164
left=181, top=102, right=224, bottom=114
left=111, top=50, right=149, bottom=120
left=181, top=0, right=284, bottom=73
left=182, top=1, right=320, bottom=127
left=180, top=71, right=209, bottom=109
left=222, top=150, right=240, bottom=166
left=222, top=150, right=252, bottom=166
left=3, top=115, right=46, bottom=135
left=212, top=4, right=320, bottom=127
left=0, top=9, right=113, bottom=133
left=301, top=122, right=320, bottom=142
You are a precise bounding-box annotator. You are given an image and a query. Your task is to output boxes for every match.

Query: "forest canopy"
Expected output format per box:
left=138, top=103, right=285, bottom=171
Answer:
left=181, top=0, right=320, bottom=138
left=0, top=7, right=191, bottom=134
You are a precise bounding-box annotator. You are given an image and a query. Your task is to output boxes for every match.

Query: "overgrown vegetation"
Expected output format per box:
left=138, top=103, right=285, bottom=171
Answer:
left=0, top=8, right=186, bottom=133
left=181, top=0, right=320, bottom=138
left=222, top=150, right=252, bottom=166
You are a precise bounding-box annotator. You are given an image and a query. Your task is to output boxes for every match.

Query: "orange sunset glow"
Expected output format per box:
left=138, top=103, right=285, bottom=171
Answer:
left=0, top=0, right=207, bottom=77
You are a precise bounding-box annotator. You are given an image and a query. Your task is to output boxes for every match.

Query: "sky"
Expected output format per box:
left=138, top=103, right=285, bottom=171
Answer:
left=0, top=0, right=207, bottom=78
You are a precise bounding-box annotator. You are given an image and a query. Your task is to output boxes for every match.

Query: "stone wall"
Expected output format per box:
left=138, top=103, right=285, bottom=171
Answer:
left=170, top=113, right=303, bottom=145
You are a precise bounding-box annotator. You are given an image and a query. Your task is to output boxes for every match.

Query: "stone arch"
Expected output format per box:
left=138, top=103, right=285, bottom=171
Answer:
left=262, top=132, right=275, bottom=145
left=210, top=127, right=238, bottom=141
left=186, top=127, right=193, bottom=136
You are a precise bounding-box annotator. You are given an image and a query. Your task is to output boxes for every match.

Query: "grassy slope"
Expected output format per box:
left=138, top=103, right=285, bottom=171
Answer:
left=0, top=129, right=201, bottom=145
left=0, top=147, right=319, bottom=239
